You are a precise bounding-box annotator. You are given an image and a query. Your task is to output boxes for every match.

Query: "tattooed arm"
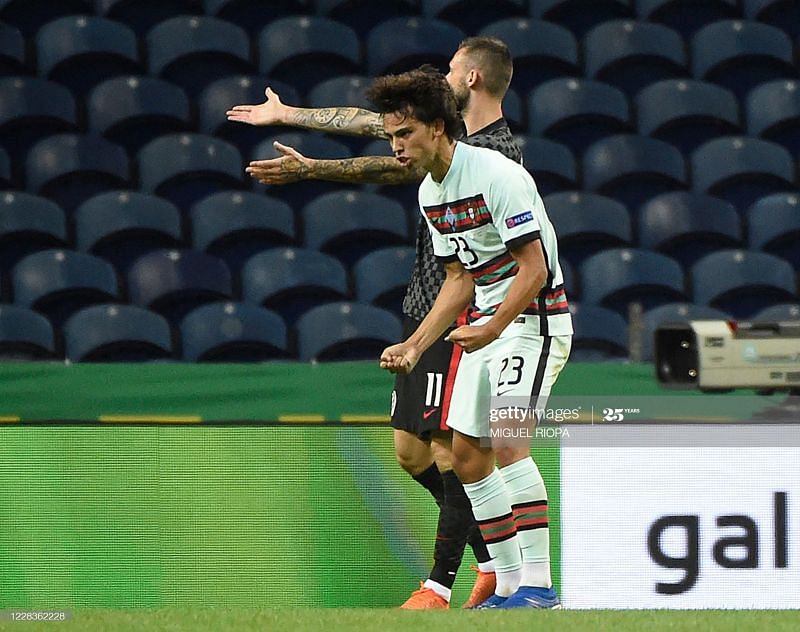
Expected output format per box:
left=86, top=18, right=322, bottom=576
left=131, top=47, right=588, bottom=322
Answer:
left=226, top=86, right=387, bottom=139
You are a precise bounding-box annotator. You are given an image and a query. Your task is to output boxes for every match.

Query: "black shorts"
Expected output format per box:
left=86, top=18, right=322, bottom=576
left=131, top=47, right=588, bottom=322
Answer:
left=390, top=316, right=463, bottom=439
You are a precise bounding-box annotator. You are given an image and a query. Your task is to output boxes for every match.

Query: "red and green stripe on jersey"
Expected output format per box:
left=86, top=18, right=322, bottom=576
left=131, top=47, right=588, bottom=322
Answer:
left=469, top=251, right=518, bottom=287
left=470, top=285, right=569, bottom=319
left=511, top=500, right=548, bottom=531
left=423, top=194, right=492, bottom=234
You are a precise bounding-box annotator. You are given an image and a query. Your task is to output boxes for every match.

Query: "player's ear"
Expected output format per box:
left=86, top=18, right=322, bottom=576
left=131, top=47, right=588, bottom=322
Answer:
left=467, top=68, right=478, bottom=88
left=432, top=118, right=445, bottom=138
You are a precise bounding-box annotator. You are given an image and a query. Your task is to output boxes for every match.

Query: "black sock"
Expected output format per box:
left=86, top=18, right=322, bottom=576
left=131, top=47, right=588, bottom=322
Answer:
left=428, top=470, right=476, bottom=589
left=412, top=462, right=444, bottom=507
left=443, top=470, right=491, bottom=564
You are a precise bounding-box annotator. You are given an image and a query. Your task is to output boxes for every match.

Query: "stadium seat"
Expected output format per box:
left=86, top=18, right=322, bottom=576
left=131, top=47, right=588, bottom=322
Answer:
left=502, top=88, right=524, bottom=132
left=0, top=77, right=79, bottom=165
left=96, top=0, right=203, bottom=36
left=367, top=17, right=464, bottom=76
left=528, top=78, right=630, bottom=155
left=561, top=257, right=577, bottom=299
left=638, top=192, right=742, bottom=267
left=0, top=22, right=27, bottom=75
left=147, top=16, right=253, bottom=98
left=180, top=301, right=289, bottom=361
left=753, top=303, right=800, bottom=321
left=63, top=304, right=174, bottom=362
left=479, top=19, right=579, bottom=95
left=515, top=136, right=578, bottom=196
left=746, top=79, right=800, bottom=156
left=0, top=192, right=68, bottom=270
left=206, top=0, right=311, bottom=36
left=127, top=249, right=233, bottom=325
left=36, top=16, right=140, bottom=96
left=0, top=147, right=9, bottom=189
left=640, top=302, right=730, bottom=361
left=75, top=191, right=183, bottom=274
left=316, top=0, right=418, bottom=36
left=0, top=305, right=58, bottom=360
left=26, top=134, right=130, bottom=212
left=747, top=193, right=800, bottom=268
left=543, top=191, right=631, bottom=267
left=742, top=0, right=800, bottom=39
left=691, top=20, right=796, bottom=100
left=240, top=247, right=349, bottom=322
left=691, top=249, right=797, bottom=317
left=190, top=191, right=295, bottom=272
left=636, top=0, right=740, bottom=37
left=353, top=246, right=414, bottom=315
left=422, top=0, right=525, bottom=36
left=11, top=249, right=120, bottom=326
left=259, top=16, right=361, bottom=97
left=88, top=76, right=192, bottom=155
left=690, top=136, right=795, bottom=211
left=0, top=0, right=91, bottom=37
left=530, top=0, right=634, bottom=38
left=569, top=303, right=629, bottom=361
left=302, top=191, right=409, bottom=267
left=582, top=134, right=687, bottom=210
left=198, top=76, right=300, bottom=156
left=584, top=20, right=688, bottom=97
left=138, top=133, right=244, bottom=211
left=296, top=301, right=401, bottom=361
left=635, top=80, right=740, bottom=154
left=580, top=248, right=686, bottom=316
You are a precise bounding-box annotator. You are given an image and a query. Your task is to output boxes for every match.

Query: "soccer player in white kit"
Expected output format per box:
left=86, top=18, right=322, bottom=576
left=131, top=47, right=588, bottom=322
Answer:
left=375, top=67, right=572, bottom=609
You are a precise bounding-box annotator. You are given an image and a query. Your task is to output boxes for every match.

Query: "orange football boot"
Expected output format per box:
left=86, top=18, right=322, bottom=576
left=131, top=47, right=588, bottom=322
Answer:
left=400, top=582, right=450, bottom=609
left=462, top=566, right=497, bottom=609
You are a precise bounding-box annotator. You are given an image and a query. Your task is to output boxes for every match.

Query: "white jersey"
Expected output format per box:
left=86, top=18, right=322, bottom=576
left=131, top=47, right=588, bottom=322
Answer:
left=419, top=141, right=572, bottom=336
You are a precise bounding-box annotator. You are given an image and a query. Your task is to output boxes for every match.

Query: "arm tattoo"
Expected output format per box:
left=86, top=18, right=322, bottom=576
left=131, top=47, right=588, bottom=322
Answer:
left=289, top=107, right=388, bottom=139
left=306, top=156, right=426, bottom=185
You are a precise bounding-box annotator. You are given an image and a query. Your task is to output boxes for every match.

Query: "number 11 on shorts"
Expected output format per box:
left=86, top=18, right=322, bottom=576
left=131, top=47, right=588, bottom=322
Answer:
left=425, top=372, right=443, bottom=406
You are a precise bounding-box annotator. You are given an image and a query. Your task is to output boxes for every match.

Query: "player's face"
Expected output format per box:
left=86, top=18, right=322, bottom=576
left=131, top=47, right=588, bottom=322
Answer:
left=446, top=49, right=471, bottom=112
left=383, top=111, right=439, bottom=171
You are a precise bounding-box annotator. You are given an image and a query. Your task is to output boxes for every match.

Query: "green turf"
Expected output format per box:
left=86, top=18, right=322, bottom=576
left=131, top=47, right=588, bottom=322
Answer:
left=4, top=608, right=798, bottom=632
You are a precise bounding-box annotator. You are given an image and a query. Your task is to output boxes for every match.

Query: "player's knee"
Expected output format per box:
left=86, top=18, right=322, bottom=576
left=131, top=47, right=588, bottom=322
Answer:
left=430, top=434, right=453, bottom=471
left=495, top=445, right=530, bottom=468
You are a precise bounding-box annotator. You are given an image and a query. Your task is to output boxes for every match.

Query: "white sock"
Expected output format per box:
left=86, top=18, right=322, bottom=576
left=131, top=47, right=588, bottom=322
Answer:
left=423, top=578, right=451, bottom=602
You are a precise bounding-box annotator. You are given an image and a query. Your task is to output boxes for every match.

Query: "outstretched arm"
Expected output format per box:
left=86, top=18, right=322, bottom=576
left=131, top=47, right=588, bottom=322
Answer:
left=226, top=86, right=388, bottom=139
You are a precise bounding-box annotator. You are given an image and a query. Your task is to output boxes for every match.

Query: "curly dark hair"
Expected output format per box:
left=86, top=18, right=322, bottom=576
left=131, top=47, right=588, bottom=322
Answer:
left=366, top=66, right=462, bottom=141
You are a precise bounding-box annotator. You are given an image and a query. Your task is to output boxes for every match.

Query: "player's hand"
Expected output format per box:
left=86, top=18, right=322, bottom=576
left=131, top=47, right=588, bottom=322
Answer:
left=226, top=86, right=287, bottom=126
left=245, top=141, right=313, bottom=184
left=379, top=342, right=420, bottom=375
left=446, top=325, right=499, bottom=353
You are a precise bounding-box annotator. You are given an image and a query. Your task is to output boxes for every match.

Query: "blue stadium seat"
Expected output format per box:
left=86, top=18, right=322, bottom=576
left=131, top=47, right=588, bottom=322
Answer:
left=127, top=249, right=233, bottom=325
left=147, top=16, right=253, bottom=98
left=584, top=20, right=687, bottom=97
left=530, top=0, right=634, bottom=39
left=691, top=20, right=796, bottom=99
left=296, top=301, right=401, bottom=361
left=543, top=191, right=631, bottom=267
left=422, top=0, right=525, bottom=36
left=583, top=134, right=687, bottom=210
left=753, top=303, right=800, bottom=321
left=636, top=0, right=740, bottom=37
left=180, top=301, right=289, bottom=361
left=502, top=88, right=524, bottom=132
left=241, top=247, right=348, bottom=322
left=138, top=133, right=244, bottom=211
left=480, top=19, right=579, bottom=95
left=580, top=248, right=686, bottom=315
left=190, top=191, right=295, bottom=272
left=97, top=0, right=203, bottom=36
left=36, top=16, right=140, bottom=96
left=747, top=193, right=800, bottom=268
left=528, top=78, right=630, bottom=155
left=88, top=76, right=192, bottom=155
left=0, top=22, right=26, bottom=75
left=636, top=80, right=740, bottom=154
left=0, top=192, right=68, bottom=270
left=11, top=249, right=120, bottom=326
left=691, top=249, right=797, bottom=317
left=63, top=303, right=174, bottom=362
left=638, top=192, right=742, bottom=267
left=746, top=79, right=800, bottom=156
left=353, top=246, right=414, bottom=316
left=260, top=16, right=361, bottom=96
left=75, top=191, right=183, bottom=274
left=0, top=147, right=9, bottom=189
left=302, top=191, right=409, bottom=267
left=569, top=303, right=628, bottom=361
left=198, top=76, right=300, bottom=156
left=26, top=134, right=130, bottom=212
left=560, top=257, right=577, bottom=299
left=317, top=0, right=417, bottom=37
left=743, top=0, right=800, bottom=39
left=641, top=302, right=730, bottom=361
left=206, top=0, right=311, bottom=36
left=0, top=0, right=91, bottom=36
left=367, top=17, right=464, bottom=76
left=0, top=305, right=58, bottom=360
left=690, top=136, right=795, bottom=211
left=515, top=136, right=578, bottom=196
left=0, top=77, right=79, bottom=164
